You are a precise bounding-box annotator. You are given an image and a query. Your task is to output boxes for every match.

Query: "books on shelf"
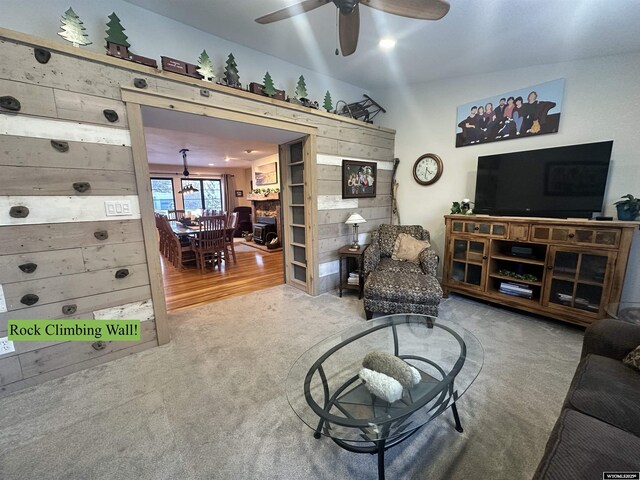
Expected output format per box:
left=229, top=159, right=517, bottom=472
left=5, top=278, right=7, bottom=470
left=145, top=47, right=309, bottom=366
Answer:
left=499, top=281, right=533, bottom=299
left=556, top=294, right=599, bottom=312
left=347, top=277, right=359, bottom=285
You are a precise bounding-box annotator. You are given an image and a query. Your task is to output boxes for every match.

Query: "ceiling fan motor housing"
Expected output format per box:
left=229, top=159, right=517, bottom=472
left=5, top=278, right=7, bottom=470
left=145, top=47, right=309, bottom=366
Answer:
left=334, top=0, right=358, bottom=15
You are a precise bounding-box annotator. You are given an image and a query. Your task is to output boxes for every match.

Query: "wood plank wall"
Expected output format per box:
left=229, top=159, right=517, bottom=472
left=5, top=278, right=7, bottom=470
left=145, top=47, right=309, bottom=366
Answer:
left=0, top=29, right=395, bottom=394
left=315, top=155, right=395, bottom=293
left=0, top=38, right=155, bottom=396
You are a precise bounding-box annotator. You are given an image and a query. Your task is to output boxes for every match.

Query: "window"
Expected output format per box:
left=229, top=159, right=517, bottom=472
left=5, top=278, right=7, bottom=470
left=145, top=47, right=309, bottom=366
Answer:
left=181, top=179, right=223, bottom=212
left=150, top=178, right=175, bottom=214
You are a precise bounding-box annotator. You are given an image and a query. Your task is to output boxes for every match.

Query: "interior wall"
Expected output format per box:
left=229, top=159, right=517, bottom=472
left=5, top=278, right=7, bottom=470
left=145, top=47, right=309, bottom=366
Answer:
left=371, top=52, right=640, bottom=301
left=0, top=25, right=395, bottom=393
left=1, top=0, right=368, bottom=104
left=251, top=154, right=281, bottom=192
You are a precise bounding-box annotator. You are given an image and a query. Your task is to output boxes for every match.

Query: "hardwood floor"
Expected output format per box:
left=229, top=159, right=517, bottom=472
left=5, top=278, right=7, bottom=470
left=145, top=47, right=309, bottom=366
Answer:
left=159, top=242, right=284, bottom=312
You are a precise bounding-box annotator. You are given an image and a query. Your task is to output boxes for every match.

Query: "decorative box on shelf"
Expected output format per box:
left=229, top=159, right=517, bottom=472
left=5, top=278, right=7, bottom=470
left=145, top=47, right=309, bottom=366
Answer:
left=249, top=82, right=286, bottom=101
left=161, top=56, right=203, bottom=79
left=246, top=192, right=280, bottom=201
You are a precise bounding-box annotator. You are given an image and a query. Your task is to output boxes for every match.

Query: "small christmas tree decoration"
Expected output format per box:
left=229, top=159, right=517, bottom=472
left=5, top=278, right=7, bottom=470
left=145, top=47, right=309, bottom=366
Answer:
left=223, top=53, right=241, bottom=88
left=105, top=13, right=130, bottom=48
left=103, top=12, right=157, bottom=67
left=58, top=7, right=92, bottom=47
left=105, top=12, right=131, bottom=59
left=197, top=50, right=215, bottom=81
left=323, top=91, right=333, bottom=112
left=262, top=72, right=276, bottom=97
left=295, top=75, right=308, bottom=99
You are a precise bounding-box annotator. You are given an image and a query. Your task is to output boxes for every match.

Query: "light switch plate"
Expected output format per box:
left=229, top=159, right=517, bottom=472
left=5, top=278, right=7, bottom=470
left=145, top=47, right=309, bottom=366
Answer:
left=104, top=200, right=133, bottom=217
left=0, top=337, right=15, bottom=356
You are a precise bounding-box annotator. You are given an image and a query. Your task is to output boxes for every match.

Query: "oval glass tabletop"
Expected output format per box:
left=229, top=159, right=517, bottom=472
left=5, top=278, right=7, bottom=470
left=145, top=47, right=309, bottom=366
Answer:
left=286, top=314, right=484, bottom=444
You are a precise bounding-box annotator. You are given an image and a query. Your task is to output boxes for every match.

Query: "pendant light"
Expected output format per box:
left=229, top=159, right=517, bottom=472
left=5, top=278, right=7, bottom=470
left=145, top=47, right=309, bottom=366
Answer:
left=177, top=148, right=199, bottom=194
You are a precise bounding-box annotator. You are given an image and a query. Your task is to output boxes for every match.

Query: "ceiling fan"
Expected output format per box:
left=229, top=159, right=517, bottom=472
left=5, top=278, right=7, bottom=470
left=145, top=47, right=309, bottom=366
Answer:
left=177, top=149, right=199, bottom=194
left=255, top=0, right=450, bottom=56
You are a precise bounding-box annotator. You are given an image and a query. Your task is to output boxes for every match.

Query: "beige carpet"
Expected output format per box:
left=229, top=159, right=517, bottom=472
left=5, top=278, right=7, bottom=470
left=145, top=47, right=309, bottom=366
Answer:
left=0, top=288, right=583, bottom=479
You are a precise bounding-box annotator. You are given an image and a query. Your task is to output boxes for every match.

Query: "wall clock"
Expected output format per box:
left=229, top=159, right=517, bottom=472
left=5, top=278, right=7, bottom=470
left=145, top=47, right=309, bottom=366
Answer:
left=413, top=153, right=443, bottom=185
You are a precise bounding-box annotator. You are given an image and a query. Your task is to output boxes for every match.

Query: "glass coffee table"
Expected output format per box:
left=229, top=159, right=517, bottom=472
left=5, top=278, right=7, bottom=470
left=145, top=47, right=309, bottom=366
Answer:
left=286, top=314, right=483, bottom=480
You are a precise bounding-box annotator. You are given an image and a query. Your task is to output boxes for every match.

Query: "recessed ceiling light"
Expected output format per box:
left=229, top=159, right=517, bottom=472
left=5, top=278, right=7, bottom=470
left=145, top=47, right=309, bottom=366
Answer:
left=379, top=36, right=397, bottom=51
left=208, top=163, right=214, bottom=166
left=224, top=157, right=230, bottom=162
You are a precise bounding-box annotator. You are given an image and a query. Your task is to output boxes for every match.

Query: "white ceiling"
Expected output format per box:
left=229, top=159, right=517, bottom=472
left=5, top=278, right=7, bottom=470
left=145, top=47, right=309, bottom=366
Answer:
left=141, top=106, right=304, bottom=168
left=123, top=0, right=640, bottom=89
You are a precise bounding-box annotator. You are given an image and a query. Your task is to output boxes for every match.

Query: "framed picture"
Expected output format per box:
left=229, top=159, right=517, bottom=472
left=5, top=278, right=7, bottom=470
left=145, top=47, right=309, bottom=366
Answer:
left=254, top=162, right=278, bottom=186
left=235, top=190, right=244, bottom=197
left=455, top=78, right=565, bottom=147
left=342, top=160, right=377, bottom=199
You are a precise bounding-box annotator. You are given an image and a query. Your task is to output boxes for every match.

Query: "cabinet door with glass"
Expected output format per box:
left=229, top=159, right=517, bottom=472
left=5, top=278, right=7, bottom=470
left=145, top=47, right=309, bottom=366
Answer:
left=446, top=237, right=489, bottom=291
left=542, top=247, right=617, bottom=318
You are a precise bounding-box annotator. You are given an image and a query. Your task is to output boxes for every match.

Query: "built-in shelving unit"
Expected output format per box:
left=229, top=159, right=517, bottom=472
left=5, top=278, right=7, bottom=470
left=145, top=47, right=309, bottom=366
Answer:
left=443, top=215, right=637, bottom=327
left=281, top=139, right=313, bottom=291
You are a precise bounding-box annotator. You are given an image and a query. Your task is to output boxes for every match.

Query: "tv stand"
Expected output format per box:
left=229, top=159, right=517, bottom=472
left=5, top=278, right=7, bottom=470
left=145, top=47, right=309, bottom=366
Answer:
left=443, top=215, right=637, bottom=327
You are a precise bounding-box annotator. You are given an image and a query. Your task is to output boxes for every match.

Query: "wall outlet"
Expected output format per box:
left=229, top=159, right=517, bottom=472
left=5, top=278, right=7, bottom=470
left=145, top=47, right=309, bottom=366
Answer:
left=0, top=337, right=15, bottom=356
left=104, top=200, right=133, bottom=217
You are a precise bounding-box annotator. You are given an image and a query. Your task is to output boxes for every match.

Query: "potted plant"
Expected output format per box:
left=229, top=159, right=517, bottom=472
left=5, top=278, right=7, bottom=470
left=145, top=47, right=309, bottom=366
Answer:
left=614, top=194, right=640, bottom=221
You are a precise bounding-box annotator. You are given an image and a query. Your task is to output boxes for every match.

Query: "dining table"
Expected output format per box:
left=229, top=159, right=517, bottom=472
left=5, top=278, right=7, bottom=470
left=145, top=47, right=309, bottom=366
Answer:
left=169, top=220, right=202, bottom=237
left=169, top=220, right=236, bottom=243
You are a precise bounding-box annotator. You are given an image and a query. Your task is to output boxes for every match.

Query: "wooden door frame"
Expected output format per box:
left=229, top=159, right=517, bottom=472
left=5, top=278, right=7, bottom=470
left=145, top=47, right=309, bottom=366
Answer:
left=123, top=88, right=317, bottom=345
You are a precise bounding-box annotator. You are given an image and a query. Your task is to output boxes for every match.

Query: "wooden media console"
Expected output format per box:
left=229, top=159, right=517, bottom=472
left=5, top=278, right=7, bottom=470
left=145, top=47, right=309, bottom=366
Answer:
left=443, top=214, right=638, bottom=326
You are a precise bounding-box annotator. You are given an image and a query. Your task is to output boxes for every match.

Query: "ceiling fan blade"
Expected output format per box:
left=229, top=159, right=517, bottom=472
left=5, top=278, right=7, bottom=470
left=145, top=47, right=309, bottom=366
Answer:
left=362, top=0, right=450, bottom=20
left=339, top=4, right=360, bottom=56
left=255, top=0, right=331, bottom=24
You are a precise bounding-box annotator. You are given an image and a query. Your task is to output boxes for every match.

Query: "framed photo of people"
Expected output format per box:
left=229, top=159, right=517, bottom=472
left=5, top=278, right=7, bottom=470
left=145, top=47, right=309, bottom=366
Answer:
left=455, top=79, right=565, bottom=147
left=342, top=160, right=377, bottom=199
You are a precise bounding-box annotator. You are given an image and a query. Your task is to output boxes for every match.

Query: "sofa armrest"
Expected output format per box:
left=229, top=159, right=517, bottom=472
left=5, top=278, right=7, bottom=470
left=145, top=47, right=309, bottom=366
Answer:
left=581, top=318, right=640, bottom=360
left=363, top=243, right=381, bottom=277
left=419, top=248, right=439, bottom=277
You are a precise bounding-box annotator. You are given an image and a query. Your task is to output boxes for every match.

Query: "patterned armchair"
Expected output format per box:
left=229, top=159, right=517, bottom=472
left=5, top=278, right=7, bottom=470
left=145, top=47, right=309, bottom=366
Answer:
left=363, top=224, right=443, bottom=320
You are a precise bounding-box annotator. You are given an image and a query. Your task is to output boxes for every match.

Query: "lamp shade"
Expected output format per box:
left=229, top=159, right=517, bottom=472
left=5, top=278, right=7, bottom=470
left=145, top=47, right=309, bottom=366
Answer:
left=345, top=213, right=366, bottom=224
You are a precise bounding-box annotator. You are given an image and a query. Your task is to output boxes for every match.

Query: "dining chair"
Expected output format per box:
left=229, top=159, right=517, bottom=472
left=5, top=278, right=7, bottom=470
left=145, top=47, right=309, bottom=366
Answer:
left=157, top=214, right=173, bottom=258
left=191, top=215, right=228, bottom=273
left=224, top=212, right=238, bottom=264
left=167, top=209, right=185, bottom=221
left=160, top=215, right=196, bottom=268
left=155, top=213, right=165, bottom=254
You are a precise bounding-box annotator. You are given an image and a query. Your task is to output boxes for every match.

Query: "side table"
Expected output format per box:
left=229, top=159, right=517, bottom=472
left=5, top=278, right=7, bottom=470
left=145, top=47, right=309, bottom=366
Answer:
left=338, top=244, right=367, bottom=299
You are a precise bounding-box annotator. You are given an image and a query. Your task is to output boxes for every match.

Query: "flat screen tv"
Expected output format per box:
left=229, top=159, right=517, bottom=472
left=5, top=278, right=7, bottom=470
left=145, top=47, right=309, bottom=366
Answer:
left=473, top=141, right=613, bottom=218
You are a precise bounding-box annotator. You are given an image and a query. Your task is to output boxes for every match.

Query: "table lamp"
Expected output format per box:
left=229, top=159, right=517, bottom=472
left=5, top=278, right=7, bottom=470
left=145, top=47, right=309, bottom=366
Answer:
left=345, top=213, right=366, bottom=250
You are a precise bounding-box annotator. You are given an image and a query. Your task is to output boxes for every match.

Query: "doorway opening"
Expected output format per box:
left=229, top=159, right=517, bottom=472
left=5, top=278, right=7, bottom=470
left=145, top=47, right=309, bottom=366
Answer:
left=140, top=106, right=304, bottom=312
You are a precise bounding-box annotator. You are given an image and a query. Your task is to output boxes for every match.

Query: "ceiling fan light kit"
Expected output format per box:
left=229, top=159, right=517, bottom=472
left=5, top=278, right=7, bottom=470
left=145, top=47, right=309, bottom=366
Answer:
left=379, top=36, right=397, bottom=50
left=177, top=148, right=199, bottom=194
left=255, top=0, right=450, bottom=56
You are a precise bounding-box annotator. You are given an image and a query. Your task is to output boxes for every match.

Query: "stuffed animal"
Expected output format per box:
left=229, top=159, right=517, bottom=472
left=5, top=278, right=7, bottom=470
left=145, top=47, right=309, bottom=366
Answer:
left=362, top=351, right=421, bottom=389
left=358, top=368, right=403, bottom=403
